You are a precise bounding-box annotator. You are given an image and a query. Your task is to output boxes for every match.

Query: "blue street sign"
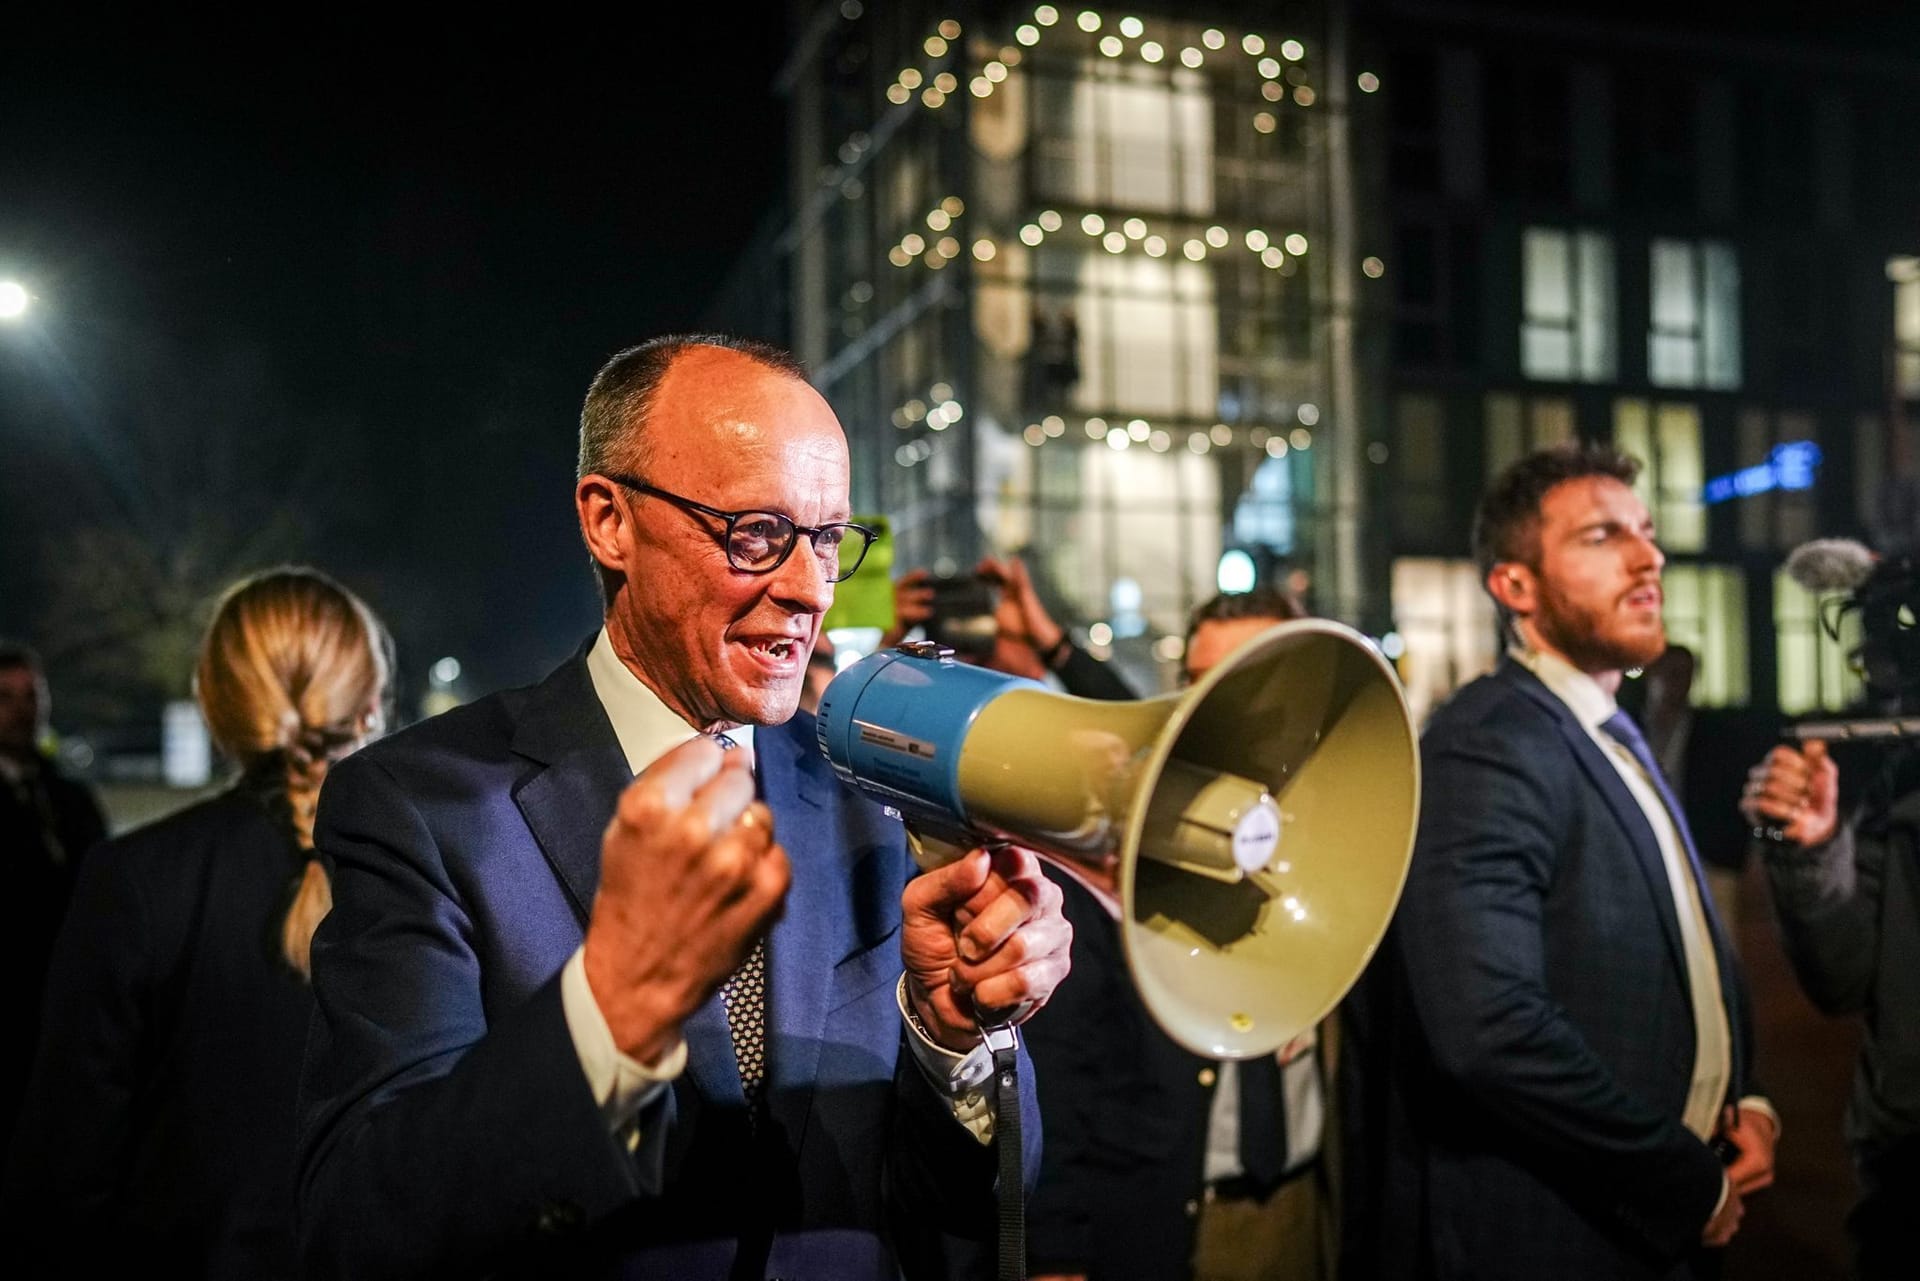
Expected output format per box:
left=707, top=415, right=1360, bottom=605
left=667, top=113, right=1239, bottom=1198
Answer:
left=1702, top=441, right=1823, bottom=505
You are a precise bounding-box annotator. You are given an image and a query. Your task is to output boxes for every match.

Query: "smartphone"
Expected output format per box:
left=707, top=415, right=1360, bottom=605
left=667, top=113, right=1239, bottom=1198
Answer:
left=925, top=574, right=999, bottom=661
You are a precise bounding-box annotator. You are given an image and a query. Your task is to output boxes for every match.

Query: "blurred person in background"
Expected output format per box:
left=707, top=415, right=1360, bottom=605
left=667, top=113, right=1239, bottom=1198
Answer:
left=1, top=568, right=389, bottom=1278
left=0, top=641, right=108, bottom=1146
left=1024, top=584, right=1342, bottom=1281
left=1744, top=714, right=1920, bottom=1272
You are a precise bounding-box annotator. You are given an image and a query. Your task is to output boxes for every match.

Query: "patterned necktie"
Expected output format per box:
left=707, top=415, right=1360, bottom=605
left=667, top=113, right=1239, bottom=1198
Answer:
left=723, top=939, right=768, bottom=1117
left=1236, top=1053, right=1290, bottom=1194
left=709, top=732, right=769, bottom=1121
left=1599, top=709, right=1724, bottom=937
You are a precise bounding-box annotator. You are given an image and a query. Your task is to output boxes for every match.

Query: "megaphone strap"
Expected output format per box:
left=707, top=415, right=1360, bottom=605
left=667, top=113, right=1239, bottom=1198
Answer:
left=981, top=1022, right=1025, bottom=1281
left=901, top=999, right=1027, bottom=1281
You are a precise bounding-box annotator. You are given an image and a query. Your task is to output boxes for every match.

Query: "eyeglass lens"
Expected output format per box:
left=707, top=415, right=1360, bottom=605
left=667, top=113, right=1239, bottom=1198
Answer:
left=728, top=514, right=867, bottom=582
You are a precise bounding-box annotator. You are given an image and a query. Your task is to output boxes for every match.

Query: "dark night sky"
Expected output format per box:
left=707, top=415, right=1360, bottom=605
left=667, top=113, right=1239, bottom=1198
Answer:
left=0, top=7, right=796, bottom=713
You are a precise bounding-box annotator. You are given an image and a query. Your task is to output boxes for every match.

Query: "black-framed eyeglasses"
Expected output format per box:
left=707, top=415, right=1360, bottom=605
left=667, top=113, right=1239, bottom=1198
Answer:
left=602, top=473, right=878, bottom=583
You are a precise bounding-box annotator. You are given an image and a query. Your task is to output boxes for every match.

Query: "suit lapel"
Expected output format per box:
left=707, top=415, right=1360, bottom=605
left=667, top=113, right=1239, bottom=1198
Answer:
left=508, top=653, right=632, bottom=927
left=506, top=670, right=903, bottom=1126
left=507, top=653, right=751, bottom=1112
left=1501, top=663, right=1690, bottom=980
left=758, top=713, right=846, bottom=1146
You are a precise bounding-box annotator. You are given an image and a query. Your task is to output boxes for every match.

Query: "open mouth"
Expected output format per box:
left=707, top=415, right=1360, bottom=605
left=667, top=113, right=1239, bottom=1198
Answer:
left=743, top=637, right=803, bottom=663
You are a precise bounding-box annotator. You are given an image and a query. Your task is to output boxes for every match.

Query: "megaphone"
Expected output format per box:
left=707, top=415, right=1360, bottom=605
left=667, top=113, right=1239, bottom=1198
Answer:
left=815, top=619, right=1420, bottom=1060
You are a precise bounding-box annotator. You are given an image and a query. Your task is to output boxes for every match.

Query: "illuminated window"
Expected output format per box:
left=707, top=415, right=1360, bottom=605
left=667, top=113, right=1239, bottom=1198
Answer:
left=1484, top=392, right=1575, bottom=479
left=1891, top=256, right=1920, bottom=400
left=1031, top=63, right=1213, bottom=214
left=1232, top=455, right=1295, bottom=552
left=1390, top=558, right=1498, bottom=728
left=1613, top=399, right=1704, bottom=552
left=969, top=60, right=1028, bottom=166
left=1649, top=238, right=1741, bottom=390
left=1394, top=394, right=1449, bottom=541
left=1521, top=227, right=1615, bottom=381
left=1775, top=570, right=1864, bottom=714
left=1032, top=249, right=1216, bottom=419
left=1660, top=563, right=1748, bottom=706
left=1038, top=444, right=1222, bottom=646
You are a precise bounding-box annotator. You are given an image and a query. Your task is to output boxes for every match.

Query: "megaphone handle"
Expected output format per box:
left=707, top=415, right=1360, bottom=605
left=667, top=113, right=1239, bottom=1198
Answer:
left=905, top=825, right=974, bottom=872
left=979, top=1020, right=1024, bottom=1281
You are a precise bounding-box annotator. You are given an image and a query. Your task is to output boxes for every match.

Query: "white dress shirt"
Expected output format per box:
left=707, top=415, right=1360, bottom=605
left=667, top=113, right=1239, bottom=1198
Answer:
left=1200, top=1031, right=1326, bottom=1185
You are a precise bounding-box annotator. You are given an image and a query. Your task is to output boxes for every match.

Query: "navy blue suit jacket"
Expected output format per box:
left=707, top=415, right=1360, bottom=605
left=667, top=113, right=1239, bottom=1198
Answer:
left=1365, top=659, right=1754, bottom=1281
left=295, top=653, right=1036, bottom=1280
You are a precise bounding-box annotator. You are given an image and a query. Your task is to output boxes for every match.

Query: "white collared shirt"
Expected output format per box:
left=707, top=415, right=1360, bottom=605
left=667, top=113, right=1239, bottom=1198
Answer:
left=583, top=628, right=755, bottom=772
left=1200, top=1032, right=1326, bottom=1185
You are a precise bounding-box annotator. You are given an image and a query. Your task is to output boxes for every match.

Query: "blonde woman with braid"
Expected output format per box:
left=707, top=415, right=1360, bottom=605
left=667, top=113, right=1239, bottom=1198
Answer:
left=1, top=567, right=389, bottom=1279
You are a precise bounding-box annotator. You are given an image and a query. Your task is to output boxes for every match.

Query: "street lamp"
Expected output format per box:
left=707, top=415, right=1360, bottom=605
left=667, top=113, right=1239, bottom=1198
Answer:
left=0, top=281, right=29, bottom=321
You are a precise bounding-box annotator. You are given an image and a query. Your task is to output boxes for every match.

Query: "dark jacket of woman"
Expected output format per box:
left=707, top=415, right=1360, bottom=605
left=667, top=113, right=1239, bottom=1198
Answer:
left=2, top=771, right=314, bottom=1278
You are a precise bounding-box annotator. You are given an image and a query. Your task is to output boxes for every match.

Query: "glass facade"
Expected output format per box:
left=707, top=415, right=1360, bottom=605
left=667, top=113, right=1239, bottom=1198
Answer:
left=1371, top=17, right=1914, bottom=718
left=754, top=3, right=1914, bottom=716
left=785, top=4, right=1348, bottom=681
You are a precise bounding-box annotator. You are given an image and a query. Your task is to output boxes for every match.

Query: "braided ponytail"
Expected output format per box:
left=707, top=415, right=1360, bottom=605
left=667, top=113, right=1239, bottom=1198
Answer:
left=195, top=569, right=389, bottom=979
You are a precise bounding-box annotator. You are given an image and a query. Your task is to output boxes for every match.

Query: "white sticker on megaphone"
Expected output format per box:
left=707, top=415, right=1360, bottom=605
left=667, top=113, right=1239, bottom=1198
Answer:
left=1232, top=796, right=1283, bottom=874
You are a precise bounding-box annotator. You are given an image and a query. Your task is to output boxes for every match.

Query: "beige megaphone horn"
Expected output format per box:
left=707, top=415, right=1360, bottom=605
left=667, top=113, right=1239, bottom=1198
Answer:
left=814, top=619, right=1421, bottom=1060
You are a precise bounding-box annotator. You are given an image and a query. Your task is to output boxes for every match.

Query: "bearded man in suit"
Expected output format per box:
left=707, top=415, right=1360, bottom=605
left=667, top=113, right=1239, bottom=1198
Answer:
left=295, top=335, right=1073, bottom=1279
left=1366, top=443, right=1775, bottom=1280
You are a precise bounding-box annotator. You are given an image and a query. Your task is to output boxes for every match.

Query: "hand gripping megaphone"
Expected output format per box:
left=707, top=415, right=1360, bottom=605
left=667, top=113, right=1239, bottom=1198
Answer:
left=815, top=620, right=1420, bottom=1060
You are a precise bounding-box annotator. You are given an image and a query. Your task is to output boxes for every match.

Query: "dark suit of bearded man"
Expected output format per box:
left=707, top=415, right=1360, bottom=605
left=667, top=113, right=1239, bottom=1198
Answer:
left=1364, top=658, right=1760, bottom=1280
left=1355, top=446, right=1774, bottom=1281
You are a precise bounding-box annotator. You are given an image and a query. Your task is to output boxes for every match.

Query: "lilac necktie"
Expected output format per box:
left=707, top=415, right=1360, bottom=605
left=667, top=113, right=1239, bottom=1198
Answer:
left=1599, top=709, right=1725, bottom=939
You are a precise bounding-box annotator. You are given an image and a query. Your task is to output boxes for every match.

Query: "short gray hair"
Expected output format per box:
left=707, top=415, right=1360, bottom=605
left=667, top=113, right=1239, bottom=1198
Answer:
left=577, top=333, right=809, bottom=483
left=577, top=334, right=810, bottom=604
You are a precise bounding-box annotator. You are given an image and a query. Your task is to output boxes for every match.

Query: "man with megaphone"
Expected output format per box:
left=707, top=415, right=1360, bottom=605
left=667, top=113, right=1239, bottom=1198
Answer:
left=291, top=335, right=1074, bottom=1280
left=1363, top=444, right=1776, bottom=1280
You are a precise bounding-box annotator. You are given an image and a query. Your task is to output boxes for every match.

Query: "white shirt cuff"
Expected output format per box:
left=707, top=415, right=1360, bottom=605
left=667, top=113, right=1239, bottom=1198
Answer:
left=896, top=976, right=998, bottom=1146
left=1736, top=1094, right=1780, bottom=1137
left=561, top=946, right=686, bottom=1139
